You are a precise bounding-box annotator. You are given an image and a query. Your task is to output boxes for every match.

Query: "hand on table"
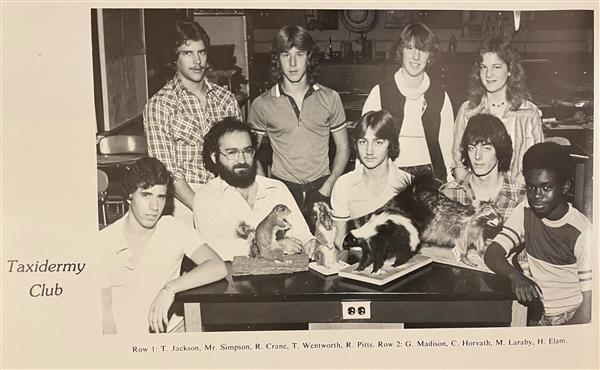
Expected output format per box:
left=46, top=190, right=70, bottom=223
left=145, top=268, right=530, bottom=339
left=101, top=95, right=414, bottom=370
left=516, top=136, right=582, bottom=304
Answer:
left=148, top=286, right=175, bottom=333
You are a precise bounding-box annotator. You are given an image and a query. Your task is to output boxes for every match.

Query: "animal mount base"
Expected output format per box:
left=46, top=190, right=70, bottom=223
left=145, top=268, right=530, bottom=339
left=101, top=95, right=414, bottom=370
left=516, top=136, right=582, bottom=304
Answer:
left=232, top=254, right=310, bottom=276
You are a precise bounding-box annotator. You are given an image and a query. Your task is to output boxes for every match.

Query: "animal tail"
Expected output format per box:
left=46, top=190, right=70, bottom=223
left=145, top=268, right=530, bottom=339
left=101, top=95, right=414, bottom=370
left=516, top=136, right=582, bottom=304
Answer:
left=385, top=173, right=442, bottom=226
left=236, top=222, right=255, bottom=240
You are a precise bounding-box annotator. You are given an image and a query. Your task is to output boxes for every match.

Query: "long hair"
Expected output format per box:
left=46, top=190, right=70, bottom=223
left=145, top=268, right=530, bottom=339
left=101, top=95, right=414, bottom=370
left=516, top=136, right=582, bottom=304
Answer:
left=460, top=113, right=513, bottom=172
left=202, top=117, right=258, bottom=175
left=351, top=110, right=400, bottom=161
left=467, top=36, right=530, bottom=111
left=392, top=22, right=440, bottom=66
left=270, top=25, right=320, bottom=85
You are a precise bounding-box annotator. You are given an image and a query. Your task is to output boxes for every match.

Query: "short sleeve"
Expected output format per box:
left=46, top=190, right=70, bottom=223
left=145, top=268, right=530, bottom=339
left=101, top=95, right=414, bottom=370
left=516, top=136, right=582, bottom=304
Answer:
left=330, top=179, right=350, bottom=220
left=329, top=90, right=347, bottom=131
left=492, top=200, right=526, bottom=255
left=247, top=97, right=267, bottom=135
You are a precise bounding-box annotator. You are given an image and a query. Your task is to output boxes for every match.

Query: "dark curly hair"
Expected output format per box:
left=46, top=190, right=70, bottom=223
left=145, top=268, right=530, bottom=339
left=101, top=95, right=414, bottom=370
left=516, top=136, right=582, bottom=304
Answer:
left=123, top=157, right=174, bottom=197
left=467, top=36, right=530, bottom=111
left=523, top=142, right=573, bottom=182
left=460, top=114, right=513, bottom=172
left=392, top=22, right=440, bottom=67
left=351, top=110, right=400, bottom=161
left=202, top=117, right=258, bottom=175
left=173, top=18, right=211, bottom=57
left=270, top=25, right=320, bottom=85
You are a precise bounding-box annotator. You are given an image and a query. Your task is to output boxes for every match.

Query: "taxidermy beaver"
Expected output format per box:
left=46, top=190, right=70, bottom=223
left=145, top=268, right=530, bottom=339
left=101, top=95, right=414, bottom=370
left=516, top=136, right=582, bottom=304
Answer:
left=343, top=174, right=502, bottom=272
left=237, top=204, right=304, bottom=262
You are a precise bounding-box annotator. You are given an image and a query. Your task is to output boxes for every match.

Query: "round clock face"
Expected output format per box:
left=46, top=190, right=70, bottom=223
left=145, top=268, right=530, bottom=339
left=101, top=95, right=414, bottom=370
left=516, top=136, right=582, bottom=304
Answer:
left=346, top=10, right=369, bottom=23
left=341, top=10, right=377, bottom=33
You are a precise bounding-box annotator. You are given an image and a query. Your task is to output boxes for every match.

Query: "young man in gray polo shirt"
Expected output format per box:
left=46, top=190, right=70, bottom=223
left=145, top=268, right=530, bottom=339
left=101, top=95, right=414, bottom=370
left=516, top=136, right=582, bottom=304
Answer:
left=248, top=25, right=350, bottom=229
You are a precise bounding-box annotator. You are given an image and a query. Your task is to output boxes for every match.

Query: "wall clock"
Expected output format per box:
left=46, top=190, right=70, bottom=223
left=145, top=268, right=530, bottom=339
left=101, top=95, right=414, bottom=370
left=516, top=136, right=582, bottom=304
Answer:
left=340, top=10, right=377, bottom=33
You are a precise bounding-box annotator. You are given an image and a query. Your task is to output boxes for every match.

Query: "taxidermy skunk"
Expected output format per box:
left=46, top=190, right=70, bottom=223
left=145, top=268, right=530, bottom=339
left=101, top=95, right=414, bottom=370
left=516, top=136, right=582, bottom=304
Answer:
left=343, top=174, right=501, bottom=272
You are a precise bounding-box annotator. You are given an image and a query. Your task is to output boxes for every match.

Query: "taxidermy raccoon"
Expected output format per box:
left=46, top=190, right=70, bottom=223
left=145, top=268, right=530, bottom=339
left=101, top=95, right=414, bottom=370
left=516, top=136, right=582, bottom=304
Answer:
left=343, top=174, right=502, bottom=272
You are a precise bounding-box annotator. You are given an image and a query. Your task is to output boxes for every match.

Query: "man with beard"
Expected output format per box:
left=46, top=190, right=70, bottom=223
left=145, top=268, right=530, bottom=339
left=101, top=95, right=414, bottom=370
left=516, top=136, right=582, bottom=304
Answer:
left=193, top=117, right=315, bottom=261
left=144, top=19, right=242, bottom=226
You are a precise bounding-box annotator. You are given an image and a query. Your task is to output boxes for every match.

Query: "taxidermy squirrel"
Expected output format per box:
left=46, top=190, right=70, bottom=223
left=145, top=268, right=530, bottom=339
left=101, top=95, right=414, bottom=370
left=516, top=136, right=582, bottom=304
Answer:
left=236, top=204, right=303, bottom=262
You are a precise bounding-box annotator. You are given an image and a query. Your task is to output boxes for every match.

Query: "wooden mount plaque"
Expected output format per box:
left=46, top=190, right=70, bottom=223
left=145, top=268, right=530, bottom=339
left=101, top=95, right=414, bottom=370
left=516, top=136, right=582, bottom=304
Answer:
left=231, top=254, right=310, bottom=276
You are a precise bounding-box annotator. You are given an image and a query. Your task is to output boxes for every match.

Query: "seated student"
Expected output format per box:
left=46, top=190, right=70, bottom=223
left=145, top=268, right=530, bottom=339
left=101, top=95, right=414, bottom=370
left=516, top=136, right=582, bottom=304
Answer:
left=100, top=157, right=227, bottom=334
left=330, top=110, right=412, bottom=249
left=484, top=142, right=592, bottom=325
left=193, top=117, right=315, bottom=261
left=441, top=113, right=525, bottom=224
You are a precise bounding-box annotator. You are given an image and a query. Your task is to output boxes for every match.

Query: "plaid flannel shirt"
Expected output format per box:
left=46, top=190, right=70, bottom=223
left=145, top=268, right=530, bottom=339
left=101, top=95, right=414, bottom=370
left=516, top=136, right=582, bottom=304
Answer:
left=440, top=172, right=526, bottom=224
left=143, top=75, right=241, bottom=184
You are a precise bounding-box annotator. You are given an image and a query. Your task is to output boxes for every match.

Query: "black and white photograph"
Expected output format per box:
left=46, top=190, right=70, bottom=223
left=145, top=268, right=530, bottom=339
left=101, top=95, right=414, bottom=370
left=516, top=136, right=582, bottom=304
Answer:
left=2, top=2, right=599, bottom=369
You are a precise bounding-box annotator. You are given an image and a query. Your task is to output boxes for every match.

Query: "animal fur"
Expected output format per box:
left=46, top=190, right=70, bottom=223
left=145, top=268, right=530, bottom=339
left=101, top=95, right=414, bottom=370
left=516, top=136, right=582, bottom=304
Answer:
left=309, top=201, right=339, bottom=267
left=237, top=204, right=303, bottom=261
left=344, top=174, right=502, bottom=269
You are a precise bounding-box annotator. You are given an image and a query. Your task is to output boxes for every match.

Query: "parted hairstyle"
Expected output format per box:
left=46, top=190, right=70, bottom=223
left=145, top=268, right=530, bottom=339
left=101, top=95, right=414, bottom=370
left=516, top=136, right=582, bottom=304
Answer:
left=393, top=22, right=441, bottom=67
left=202, top=117, right=258, bottom=175
left=460, top=113, right=513, bottom=172
left=467, top=36, right=530, bottom=111
left=173, top=18, right=211, bottom=55
left=351, top=110, right=400, bottom=161
left=124, top=157, right=174, bottom=197
left=522, top=142, right=573, bottom=182
left=270, top=25, right=320, bottom=85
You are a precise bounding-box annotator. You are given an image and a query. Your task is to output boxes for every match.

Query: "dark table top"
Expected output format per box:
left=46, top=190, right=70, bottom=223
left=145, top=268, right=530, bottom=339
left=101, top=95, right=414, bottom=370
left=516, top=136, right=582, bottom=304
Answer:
left=176, top=261, right=515, bottom=304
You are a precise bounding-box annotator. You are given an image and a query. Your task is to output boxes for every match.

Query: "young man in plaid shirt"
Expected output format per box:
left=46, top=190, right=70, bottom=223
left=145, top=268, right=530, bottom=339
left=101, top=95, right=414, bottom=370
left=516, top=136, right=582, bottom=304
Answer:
left=144, top=19, right=241, bottom=225
left=440, top=113, right=525, bottom=224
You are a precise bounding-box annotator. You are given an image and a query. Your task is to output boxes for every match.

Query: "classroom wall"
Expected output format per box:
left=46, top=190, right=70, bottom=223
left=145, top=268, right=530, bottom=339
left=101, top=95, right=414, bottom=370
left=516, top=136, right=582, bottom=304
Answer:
left=250, top=10, right=593, bottom=55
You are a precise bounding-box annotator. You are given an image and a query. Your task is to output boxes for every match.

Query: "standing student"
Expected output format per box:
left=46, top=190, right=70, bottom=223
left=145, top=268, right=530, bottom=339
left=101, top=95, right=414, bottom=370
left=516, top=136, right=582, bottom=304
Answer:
left=144, top=18, right=242, bottom=225
left=247, top=25, right=350, bottom=224
left=330, top=110, right=412, bottom=249
left=452, top=36, right=543, bottom=182
left=100, top=157, right=226, bottom=334
left=484, top=142, right=592, bottom=326
left=362, top=23, right=454, bottom=182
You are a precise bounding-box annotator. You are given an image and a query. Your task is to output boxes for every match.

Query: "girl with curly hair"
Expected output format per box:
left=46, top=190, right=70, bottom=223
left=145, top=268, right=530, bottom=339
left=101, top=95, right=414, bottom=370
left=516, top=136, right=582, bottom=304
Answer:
left=451, top=36, right=543, bottom=183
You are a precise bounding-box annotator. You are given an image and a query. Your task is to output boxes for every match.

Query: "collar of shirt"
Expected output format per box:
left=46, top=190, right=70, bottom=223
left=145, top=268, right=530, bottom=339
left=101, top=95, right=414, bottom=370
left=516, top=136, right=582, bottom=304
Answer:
left=109, top=213, right=162, bottom=271
left=446, top=172, right=520, bottom=203
left=474, top=95, right=532, bottom=118
left=272, top=83, right=319, bottom=98
left=173, top=73, right=217, bottom=98
left=347, top=159, right=401, bottom=188
left=273, top=83, right=319, bottom=119
left=395, top=68, right=430, bottom=99
left=213, top=175, right=277, bottom=203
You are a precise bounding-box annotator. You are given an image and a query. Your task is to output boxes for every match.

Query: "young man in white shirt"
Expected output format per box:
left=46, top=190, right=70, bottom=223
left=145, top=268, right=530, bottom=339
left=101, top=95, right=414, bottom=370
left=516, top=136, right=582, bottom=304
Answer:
left=101, top=157, right=226, bottom=334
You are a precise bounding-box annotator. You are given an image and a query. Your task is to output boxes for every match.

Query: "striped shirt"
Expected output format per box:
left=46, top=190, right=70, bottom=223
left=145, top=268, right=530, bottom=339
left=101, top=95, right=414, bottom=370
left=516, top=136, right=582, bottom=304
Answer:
left=440, top=172, right=526, bottom=224
left=492, top=201, right=592, bottom=316
left=143, top=75, right=241, bottom=184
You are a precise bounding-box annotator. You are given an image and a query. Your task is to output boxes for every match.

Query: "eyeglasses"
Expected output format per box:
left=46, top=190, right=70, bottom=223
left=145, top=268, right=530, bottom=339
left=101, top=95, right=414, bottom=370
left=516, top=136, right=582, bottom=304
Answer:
left=219, top=147, right=256, bottom=161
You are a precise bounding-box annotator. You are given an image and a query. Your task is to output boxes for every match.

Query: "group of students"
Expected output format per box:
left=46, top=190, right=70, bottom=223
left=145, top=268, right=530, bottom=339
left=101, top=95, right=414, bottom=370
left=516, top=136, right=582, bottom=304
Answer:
left=100, top=19, right=592, bottom=334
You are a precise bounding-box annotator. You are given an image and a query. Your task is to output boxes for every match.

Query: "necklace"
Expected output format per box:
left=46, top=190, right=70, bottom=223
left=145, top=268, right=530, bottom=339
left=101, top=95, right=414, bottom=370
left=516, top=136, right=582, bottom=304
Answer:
left=490, top=101, right=506, bottom=108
